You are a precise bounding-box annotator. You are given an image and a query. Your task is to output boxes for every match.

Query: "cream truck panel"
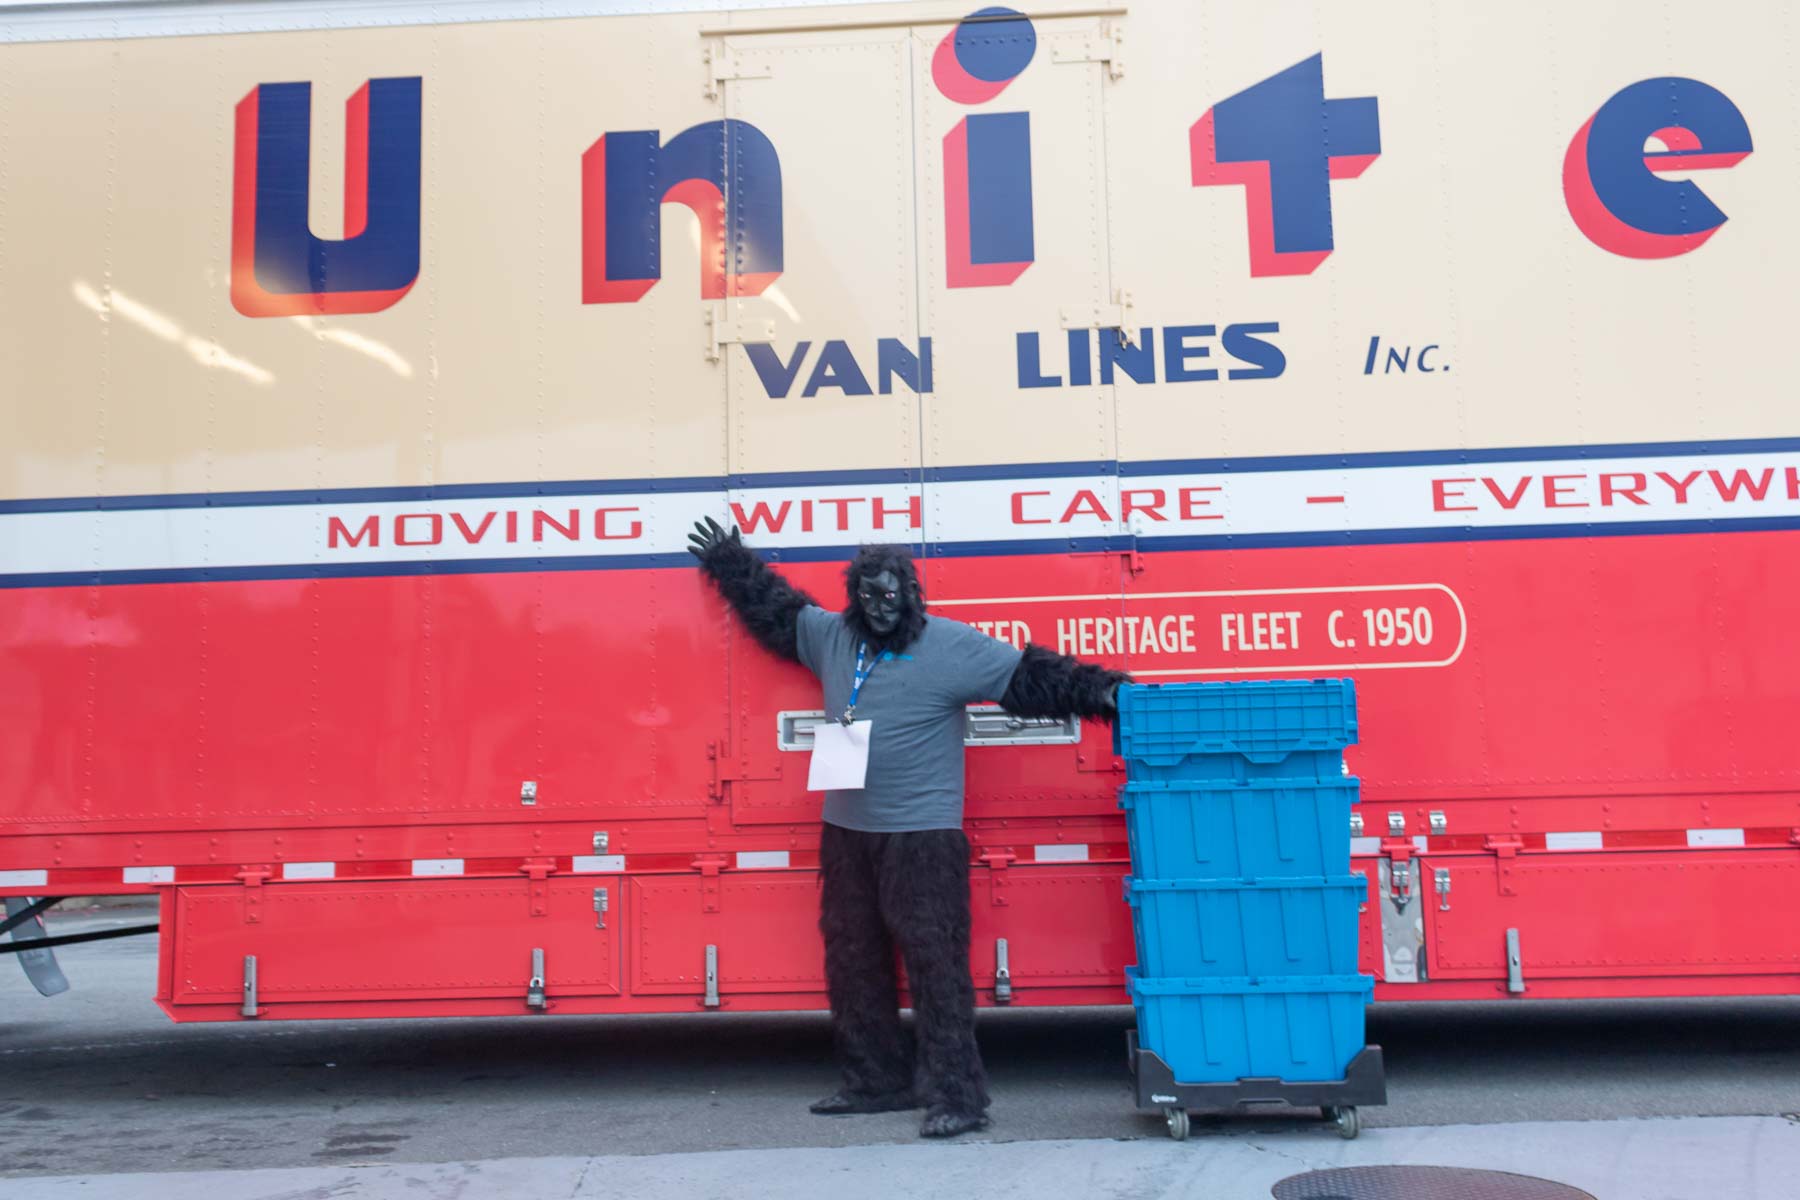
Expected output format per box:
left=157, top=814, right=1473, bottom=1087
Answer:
left=718, top=24, right=922, bottom=478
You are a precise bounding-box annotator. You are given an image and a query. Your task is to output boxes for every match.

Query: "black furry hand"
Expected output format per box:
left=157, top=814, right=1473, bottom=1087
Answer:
left=688, top=517, right=816, bottom=664
left=687, top=517, right=741, bottom=561
left=1001, top=645, right=1132, bottom=722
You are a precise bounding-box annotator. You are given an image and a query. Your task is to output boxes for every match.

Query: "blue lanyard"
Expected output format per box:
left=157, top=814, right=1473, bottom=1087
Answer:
left=843, top=641, right=889, bottom=724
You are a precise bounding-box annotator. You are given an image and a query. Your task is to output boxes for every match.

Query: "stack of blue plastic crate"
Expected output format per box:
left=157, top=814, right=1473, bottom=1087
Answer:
left=1117, top=679, right=1373, bottom=1088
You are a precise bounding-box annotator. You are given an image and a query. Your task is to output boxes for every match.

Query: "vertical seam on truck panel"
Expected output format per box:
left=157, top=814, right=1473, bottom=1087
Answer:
left=644, top=10, right=660, bottom=819
left=905, top=31, right=927, bottom=543
left=1427, top=0, right=1486, bottom=797
left=533, top=0, right=548, bottom=816
left=199, top=22, right=223, bottom=829
left=418, top=22, right=442, bottom=818
left=84, top=24, right=125, bottom=816
left=892, top=35, right=914, bottom=551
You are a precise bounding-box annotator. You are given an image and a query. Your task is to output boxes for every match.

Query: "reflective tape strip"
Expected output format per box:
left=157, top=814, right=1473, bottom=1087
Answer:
left=281, top=861, right=335, bottom=880
left=1412, top=835, right=1429, bottom=852
left=0, top=869, right=48, bottom=888
left=412, top=858, right=465, bottom=876
left=1033, top=844, right=1090, bottom=862
left=572, top=855, right=624, bottom=873
left=1545, top=831, right=1604, bottom=851
left=1687, top=828, right=1746, bottom=848
left=1349, top=837, right=1381, bottom=856
left=122, top=866, right=175, bottom=884
left=736, top=851, right=790, bottom=869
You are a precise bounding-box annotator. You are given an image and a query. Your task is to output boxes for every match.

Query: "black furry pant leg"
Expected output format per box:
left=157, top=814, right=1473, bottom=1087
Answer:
left=819, top=822, right=988, bottom=1117
left=819, top=821, right=913, bottom=1097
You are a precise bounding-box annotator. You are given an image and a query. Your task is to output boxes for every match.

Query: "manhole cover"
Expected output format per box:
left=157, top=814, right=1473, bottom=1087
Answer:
left=1272, top=1166, right=1596, bottom=1200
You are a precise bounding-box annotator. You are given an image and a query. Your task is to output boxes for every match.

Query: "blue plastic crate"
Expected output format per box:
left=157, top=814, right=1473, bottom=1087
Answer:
left=1128, top=968, right=1373, bottom=1084
left=1125, top=748, right=1349, bottom=786
left=1122, top=779, right=1357, bottom=880
left=1114, top=680, right=1357, bottom=778
left=1126, top=876, right=1366, bottom=978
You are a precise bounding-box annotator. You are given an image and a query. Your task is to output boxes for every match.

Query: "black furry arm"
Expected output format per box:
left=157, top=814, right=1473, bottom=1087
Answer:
left=693, top=534, right=817, bottom=663
left=999, top=644, right=1133, bottom=721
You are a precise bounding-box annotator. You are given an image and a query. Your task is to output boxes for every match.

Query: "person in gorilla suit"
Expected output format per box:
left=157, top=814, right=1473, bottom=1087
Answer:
left=688, top=518, right=1130, bottom=1139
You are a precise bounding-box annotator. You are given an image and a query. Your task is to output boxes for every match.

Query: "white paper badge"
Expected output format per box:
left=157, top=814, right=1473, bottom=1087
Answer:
left=808, top=720, right=873, bottom=791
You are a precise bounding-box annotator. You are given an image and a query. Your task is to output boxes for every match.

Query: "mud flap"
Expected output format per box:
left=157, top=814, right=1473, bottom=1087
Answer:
left=4, top=897, right=70, bottom=997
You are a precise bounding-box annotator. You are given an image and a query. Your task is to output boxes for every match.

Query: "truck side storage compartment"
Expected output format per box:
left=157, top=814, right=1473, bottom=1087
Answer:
left=164, top=875, right=620, bottom=1019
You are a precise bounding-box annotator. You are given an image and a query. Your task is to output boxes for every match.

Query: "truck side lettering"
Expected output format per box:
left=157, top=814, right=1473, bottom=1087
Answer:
left=396, top=513, right=443, bottom=545
left=802, top=341, right=873, bottom=397
left=935, top=10, right=1036, bottom=288
left=327, top=515, right=380, bottom=548
left=1564, top=76, right=1752, bottom=259
left=450, top=512, right=496, bottom=543
left=533, top=510, right=580, bottom=542
left=1191, top=55, right=1380, bottom=277
left=743, top=342, right=811, bottom=398
left=731, top=500, right=793, bottom=533
left=1709, top=468, right=1773, bottom=502
left=580, top=120, right=783, bottom=304
left=230, top=77, right=422, bottom=317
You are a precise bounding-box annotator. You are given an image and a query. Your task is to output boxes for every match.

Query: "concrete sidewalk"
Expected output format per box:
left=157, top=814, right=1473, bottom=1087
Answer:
left=4, top=1114, right=1791, bottom=1200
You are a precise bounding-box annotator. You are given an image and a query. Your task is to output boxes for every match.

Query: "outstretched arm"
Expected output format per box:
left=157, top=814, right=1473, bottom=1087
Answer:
left=687, top=518, right=817, bottom=664
left=999, top=644, right=1133, bottom=721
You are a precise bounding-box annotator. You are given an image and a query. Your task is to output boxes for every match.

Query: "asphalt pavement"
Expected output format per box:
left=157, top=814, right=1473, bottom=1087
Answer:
left=4, top=904, right=1799, bottom=1197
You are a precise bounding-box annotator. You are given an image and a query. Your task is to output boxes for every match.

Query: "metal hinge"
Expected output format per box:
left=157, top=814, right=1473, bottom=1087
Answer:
left=1434, top=867, right=1451, bottom=911
left=1059, top=288, right=1135, bottom=346
left=705, top=303, right=776, bottom=363
left=593, top=888, right=609, bottom=930
left=1486, top=835, right=1524, bottom=897
left=707, top=740, right=780, bottom=800
left=241, top=955, right=260, bottom=1018
left=526, top=948, right=547, bottom=1010
left=1071, top=536, right=1144, bottom=579
left=1429, top=811, right=1447, bottom=835
left=520, top=780, right=537, bottom=807
left=706, top=741, right=727, bottom=802
left=702, top=41, right=772, bottom=99
left=993, top=938, right=1012, bottom=1005
left=523, top=858, right=555, bottom=917
left=1050, top=20, right=1124, bottom=79
left=703, top=944, right=720, bottom=1008
left=1387, top=812, right=1406, bottom=837
left=694, top=855, right=727, bottom=913
left=1350, top=812, right=1364, bottom=838
left=237, top=866, right=270, bottom=925
left=981, top=851, right=1014, bottom=907
left=1390, top=858, right=1413, bottom=910
left=592, top=831, right=610, bottom=855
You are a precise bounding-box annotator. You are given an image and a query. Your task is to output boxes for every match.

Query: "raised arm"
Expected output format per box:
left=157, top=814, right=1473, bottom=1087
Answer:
left=999, top=644, right=1132, bottom=721
left=687, top=518, right=818, bottom=664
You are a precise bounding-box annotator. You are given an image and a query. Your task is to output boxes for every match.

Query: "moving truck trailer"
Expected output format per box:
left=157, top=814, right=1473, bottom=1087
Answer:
left=4, top=0, right=1798, bottom=1021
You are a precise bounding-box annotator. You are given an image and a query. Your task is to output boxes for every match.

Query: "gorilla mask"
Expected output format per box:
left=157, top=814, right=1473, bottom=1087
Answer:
left=842, top=545, right=926, bottom=653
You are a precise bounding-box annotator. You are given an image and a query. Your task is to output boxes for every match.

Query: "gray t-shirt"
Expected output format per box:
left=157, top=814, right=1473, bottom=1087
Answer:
left=796, top=607, right=1023, bottom=832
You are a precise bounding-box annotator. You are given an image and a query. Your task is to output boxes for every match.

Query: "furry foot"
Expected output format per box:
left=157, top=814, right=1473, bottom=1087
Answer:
left=809, top=1089, right=918, bottom=1116
left=919, top=1107, right=991, bottom=1138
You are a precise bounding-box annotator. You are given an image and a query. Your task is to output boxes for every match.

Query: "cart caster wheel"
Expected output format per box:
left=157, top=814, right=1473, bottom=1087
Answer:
left=1164, top=1107, right=1190, bottom=1141
left=1325, top=1105, right=1360, bottom=1140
